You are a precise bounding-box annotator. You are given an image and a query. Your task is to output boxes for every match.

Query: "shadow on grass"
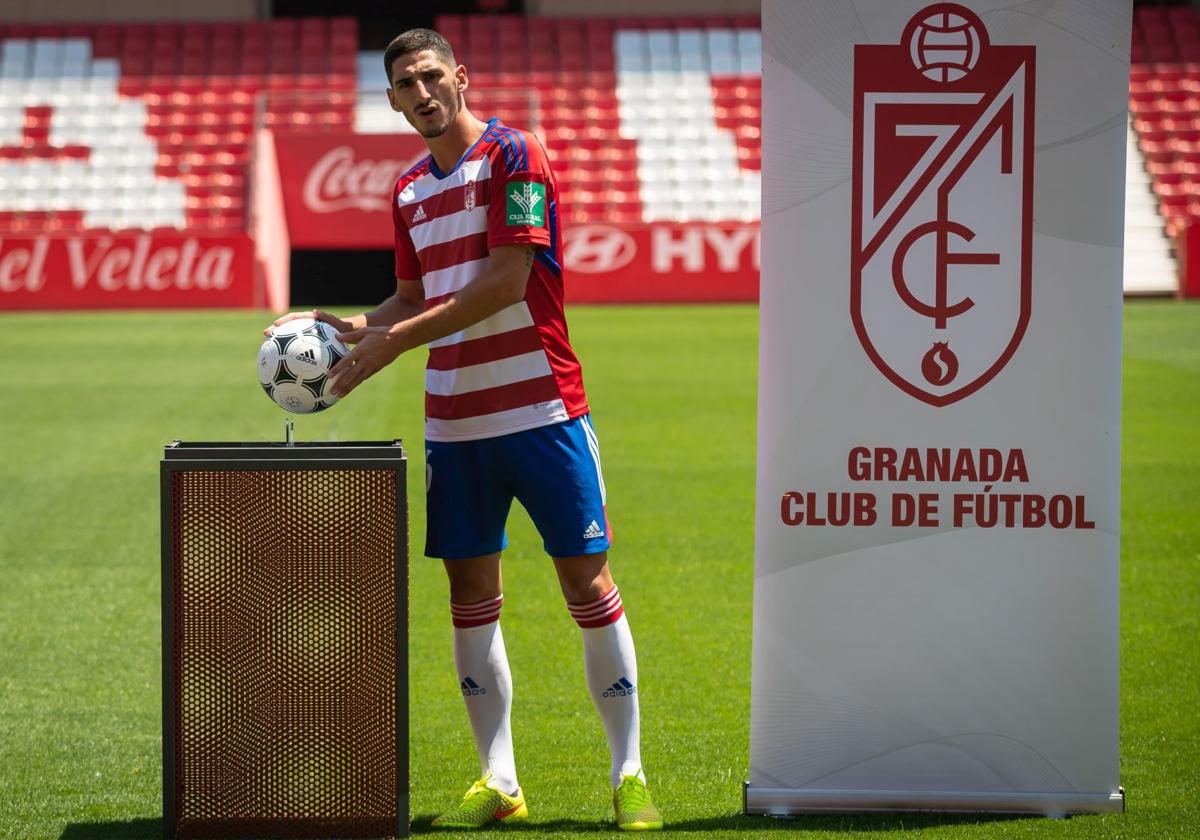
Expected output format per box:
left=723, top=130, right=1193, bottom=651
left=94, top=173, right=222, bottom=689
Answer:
left=412, top=814, right=608, bottom=833
left=59, top=818, right=162, bottom=840
left=58, top=811, right=1041, bottom=838
left=411, top=811, right=1040, bottom=833
left=663, top=813, right=1039, bottom=832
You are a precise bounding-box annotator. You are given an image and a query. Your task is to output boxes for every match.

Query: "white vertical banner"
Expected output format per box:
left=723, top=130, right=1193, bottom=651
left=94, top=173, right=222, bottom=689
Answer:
left=748, top=0, right=1128, bottom=816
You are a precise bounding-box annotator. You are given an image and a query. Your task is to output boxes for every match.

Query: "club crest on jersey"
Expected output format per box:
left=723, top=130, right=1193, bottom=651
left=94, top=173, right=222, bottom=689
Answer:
left=464, top=179, right=476, bottom=212
left=506, top=182, right=545, bottom=227
left=851, top=3, right=1035, bottom=407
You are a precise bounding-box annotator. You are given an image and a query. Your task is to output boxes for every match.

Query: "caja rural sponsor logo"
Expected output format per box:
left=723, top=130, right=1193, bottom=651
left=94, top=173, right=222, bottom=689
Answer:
left=851, top=3, right=1035, bottom=406
left=506, top=182, right=546, bottom=227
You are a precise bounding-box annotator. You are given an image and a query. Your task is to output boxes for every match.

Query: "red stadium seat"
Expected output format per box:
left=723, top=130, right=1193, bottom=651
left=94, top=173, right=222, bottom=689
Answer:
left=1154, top=63, right=1186, bottom=84
left=1153, top=169, right=1186, bottom=188
left=1160, top=193, right=1189, bottom=223
left=1136, top=121, right=1173, bottom=144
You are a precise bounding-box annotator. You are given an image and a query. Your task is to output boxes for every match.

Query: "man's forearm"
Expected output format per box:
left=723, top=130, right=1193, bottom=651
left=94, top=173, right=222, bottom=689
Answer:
left=390, top=254, right=530, bottom=351
left=326, top=248, right=532, bottom=398
left=350, top=292, right=423, bottom=330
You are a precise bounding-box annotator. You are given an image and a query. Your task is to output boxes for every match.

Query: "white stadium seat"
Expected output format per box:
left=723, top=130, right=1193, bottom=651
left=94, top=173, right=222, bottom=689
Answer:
left=615, top=32, right=648, bottom=73
left=2, top=40, right=31, bottom=73
left=615, top=26, right=761, bottom=222
left=737, top=30, right=761, bottom=72
left=63, top=39, right=91, bottom=65
left=90, top=59, right=118, bottom=79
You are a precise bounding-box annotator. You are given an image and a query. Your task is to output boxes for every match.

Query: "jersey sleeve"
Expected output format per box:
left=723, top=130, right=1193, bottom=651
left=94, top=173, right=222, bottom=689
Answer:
left=487, top=130, right=554, bottom=251
left=393, top=184, right=421, bottom=281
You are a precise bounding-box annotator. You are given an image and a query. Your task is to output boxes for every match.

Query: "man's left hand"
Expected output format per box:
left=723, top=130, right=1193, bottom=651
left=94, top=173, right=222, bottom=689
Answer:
left=329, top=325, right=409, bottom=398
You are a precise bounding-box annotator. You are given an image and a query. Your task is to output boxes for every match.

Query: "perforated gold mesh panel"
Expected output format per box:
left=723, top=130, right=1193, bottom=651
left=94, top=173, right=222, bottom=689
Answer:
left=169, top=468, right=399, bottom=839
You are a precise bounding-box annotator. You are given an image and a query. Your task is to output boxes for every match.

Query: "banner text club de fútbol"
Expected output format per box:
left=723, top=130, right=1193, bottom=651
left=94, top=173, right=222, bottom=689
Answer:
left=749, top=0, right=1127, bottom=816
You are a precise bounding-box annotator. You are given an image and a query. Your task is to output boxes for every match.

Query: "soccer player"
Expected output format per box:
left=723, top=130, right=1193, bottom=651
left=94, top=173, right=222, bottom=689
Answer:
left=267, top=28, right=661, bottom=831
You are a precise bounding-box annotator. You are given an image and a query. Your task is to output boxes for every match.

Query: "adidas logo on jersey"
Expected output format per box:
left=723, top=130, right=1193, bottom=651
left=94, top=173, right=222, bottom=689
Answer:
left=602, top=677, right=636, bottom=698
left=583, top=520, right=605, bottom=540
left=461, top=676, right=486, bottom=696
left=412, top=205, right=427, bottom=222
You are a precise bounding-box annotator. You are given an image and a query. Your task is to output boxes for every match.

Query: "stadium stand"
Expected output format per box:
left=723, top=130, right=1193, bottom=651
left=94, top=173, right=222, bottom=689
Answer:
left=0, top=18, right=357, bottom=235
left=0, top=14, right=759, bottom=236
left=1128, top=4, right=1200, bottom=294
left=2, top=9, right=1180, bottom=298
left=427, top=14, right=762, bottom=226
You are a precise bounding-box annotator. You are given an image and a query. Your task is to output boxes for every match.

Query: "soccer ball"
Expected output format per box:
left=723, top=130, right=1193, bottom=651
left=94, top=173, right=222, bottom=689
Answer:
left=257, top=318, right=349, bottom=414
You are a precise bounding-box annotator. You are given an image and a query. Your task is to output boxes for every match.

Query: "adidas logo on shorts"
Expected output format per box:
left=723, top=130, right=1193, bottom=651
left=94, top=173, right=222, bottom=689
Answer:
left=583, top=520, right=605, bottom=540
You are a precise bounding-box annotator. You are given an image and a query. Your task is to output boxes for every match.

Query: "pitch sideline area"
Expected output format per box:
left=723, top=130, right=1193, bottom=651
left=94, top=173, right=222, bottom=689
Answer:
left=0, top=303, right=1195, bottom=839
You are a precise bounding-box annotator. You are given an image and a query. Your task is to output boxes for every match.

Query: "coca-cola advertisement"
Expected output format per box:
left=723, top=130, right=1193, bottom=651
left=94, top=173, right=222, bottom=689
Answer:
left=0, top=233, right=257, bottom=310
left=274, top=133, right=429, bottom=248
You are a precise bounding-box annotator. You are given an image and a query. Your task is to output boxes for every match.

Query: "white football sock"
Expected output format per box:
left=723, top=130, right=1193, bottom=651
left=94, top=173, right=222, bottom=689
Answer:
left=451, top=596, right=518, bottom=794
left=568, top=587, right=644, bottom=788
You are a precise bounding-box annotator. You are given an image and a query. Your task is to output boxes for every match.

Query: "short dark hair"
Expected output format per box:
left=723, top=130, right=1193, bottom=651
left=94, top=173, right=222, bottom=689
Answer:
left=384, top=28, right=456, bottom=85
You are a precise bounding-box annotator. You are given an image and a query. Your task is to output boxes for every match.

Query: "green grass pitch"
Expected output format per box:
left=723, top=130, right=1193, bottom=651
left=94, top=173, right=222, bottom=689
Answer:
left=0, top=301, right=1196, bottom=839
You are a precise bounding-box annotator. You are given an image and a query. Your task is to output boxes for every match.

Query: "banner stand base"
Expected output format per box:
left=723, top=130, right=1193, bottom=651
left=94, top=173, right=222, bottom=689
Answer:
left=743, top=784, right=1124, bottom=817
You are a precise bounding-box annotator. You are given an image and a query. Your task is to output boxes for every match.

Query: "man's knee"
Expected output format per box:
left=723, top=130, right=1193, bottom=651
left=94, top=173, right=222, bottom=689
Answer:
left=554, top=553, right=614, bottom=604
left=443, top=553, right=503, bottom=603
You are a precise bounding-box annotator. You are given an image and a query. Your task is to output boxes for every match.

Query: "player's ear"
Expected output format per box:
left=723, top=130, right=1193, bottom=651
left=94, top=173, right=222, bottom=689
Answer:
left=386, top=87, right=400, bottom=112
left=456, top=65, right=468, bottom=92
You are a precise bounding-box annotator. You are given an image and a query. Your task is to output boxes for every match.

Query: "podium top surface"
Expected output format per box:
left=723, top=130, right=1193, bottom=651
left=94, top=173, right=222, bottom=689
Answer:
left=163, top=440, right=405, bottom=463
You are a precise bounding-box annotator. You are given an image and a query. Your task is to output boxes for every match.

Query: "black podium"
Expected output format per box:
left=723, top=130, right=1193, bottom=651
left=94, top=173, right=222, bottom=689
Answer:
left=161, top=441, right=408, bottom=839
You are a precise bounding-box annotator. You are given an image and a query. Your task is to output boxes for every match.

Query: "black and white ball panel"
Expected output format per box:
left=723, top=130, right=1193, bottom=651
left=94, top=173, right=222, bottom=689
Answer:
left=257, top=317, right=350, bottom=414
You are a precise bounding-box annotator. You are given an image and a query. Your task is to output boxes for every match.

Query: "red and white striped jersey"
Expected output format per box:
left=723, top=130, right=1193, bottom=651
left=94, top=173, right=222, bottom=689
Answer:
left=392, top=118, right=588, bottom=442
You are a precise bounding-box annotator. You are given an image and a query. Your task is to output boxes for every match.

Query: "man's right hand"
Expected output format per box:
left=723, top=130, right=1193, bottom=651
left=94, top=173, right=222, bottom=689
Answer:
left=263, top=309, right=354, bottom=337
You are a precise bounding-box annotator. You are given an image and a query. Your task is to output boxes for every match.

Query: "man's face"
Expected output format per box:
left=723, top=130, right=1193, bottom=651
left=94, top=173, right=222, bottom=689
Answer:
left=387, top=49, right=465, bottom=139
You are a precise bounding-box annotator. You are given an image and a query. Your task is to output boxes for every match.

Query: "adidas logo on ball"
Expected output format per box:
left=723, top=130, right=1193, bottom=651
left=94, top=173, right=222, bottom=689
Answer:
left=257, top=317, right=350, bottom=415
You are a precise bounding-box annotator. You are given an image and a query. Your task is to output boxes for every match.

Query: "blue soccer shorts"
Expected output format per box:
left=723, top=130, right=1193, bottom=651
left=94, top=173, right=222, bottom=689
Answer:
left=424, top=413, right=612, bottom=560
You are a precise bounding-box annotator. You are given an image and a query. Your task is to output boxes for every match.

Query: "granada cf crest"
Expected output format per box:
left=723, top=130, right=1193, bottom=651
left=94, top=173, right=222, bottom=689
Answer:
left=852, top=3, right=1035, bottom=406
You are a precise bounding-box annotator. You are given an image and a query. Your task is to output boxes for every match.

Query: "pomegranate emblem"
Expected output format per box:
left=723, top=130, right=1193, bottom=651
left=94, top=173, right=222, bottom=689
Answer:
left=921, top=341, right=959, bottom=386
